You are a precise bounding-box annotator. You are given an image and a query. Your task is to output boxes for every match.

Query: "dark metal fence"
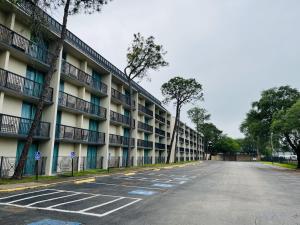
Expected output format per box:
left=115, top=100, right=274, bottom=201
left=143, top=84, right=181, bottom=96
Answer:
left=261, top=156, right=298, bottom=165
left=109, top=134, right=135, bottom=147
left=58, top=91, right=106, bottom=119
left=155, top=156, right=165, bottom=164
left=138, top=121, right=153, bottom=133
left=137, top=156, right=153, bottom=166
left=137, top=139, right=153, bottom=149
left=110, top=110, right=135, bottom=127
left=80, top=156, right=104, bottom=171
left=138, top=104, right=153, bottom=117
left=0, top=156, right=47, bottom=178
left=0, top=113, right=50, bottom=139
left=61, top=60, right=108, bottom=95
left=0, top=68, right=53, bottom=103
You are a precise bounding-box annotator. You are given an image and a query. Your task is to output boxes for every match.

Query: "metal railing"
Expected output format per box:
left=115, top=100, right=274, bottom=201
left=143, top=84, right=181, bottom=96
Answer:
left=167, top=132, right=170, bottom=138
left=137, top=139, right=153, bottom=149
left=109, top=134, right=135, bottom=147
left=155, top=128, right=165, bottom=137
left=55, top=124, right=105, bottom=145
left=138, top=121, right=153, bottom=133
left=80, top=156, right=104, bottom=170
left=138, top=104, right=153, bottom=117
left=58, top=91, right=106, bottom=119
left=137, top=156, right=153, bottom=166
left=13, top=0, right=165, bottom=108
left=0, top=156, right=47, bottom=177
left=155, top=114, right=165, bottom=123
left=110, top=110, right=135, bottom=128
left=0, top=113, right=50, bottom=139
left=155, top=156, right=165, bottom=164
left=167, top=120, right=170, bottom=126
left=111, top=88, right=135, bottom=108
left=0, top=68, right=53, bottom=102
left=0, top=24, right=52, bottom=65
left=61, top=60, right=108, bottom=95
left=155, top=143, right=166, bottom=150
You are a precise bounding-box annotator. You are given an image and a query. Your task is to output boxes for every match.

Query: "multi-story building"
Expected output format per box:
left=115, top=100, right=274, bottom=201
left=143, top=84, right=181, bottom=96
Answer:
left=0, top=0, right=203, bottom=176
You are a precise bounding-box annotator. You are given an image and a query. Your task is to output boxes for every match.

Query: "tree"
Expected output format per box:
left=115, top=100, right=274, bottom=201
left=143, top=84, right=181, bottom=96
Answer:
left=240, top=86, right=300, bottom=158
left=214, top=136, right=240, bottom=155
left=272, top=100, right=300, bottom=168
left=161, top=77, right=203, bottom=163
left=200, top=123, right=222, bottom=155
left=124, top=33, right=168, bottom=166
left=12, top=0, right=110, bottom=179
left=187, top=107, right=210, bottom=131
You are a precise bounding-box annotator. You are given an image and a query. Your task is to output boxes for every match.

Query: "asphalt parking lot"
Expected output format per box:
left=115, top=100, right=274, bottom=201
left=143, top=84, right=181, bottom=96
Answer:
left=0, top=161, right=299, bottom=225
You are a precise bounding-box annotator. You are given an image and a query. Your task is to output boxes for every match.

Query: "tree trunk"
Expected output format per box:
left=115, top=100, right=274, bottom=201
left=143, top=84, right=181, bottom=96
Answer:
left=284, top=134, right=300, bottom=169
left=126, top=79, right=134, bottom=167
left=296, top=148, right=300, bottom=169
left=166, top=104, right=180, bottom=164
left=12, top=0, right=71, bottom=179
left=174, top=112, right=180, bottom=162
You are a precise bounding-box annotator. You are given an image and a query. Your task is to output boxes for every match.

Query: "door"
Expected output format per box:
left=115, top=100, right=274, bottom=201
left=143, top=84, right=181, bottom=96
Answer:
left=52, top=143, right=59, bottom=173
left=92, top=70, right=101, bottom=89
left=87, top=145, right=97, bottom=169
left=91, top=94, right=100, bottom=115
left=19, top=102, right=36, bottom=135
left=89, top=119, right=99, bottom=142
left=16, top=141, right=38, bottom=175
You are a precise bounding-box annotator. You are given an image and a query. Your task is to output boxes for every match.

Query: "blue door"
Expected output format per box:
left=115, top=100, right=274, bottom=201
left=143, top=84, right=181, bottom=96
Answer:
left=19, top=102, right=36, bottom=135
left=16, top=141, right=38, bottom=175
left=92, top=70, right=101, bottom=89
left=89, top=119, right=99, bottom=142
left=91, top=94, right=100, bottom=115
left=87, top=145, right=97, bottom=169
left=52, top=143, right=59, bottom=173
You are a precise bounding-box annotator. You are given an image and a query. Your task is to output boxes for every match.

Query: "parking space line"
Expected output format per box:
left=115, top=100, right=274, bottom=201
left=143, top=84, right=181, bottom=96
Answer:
left=93, top=182, right=165, bottom=190
left=8, top=191, right=61, bottom=204
left=80, top=197, right=124, bottom=212
left=26, top=193, right=80, bottom=206
left=0, top=189, right=52, bottom=200
left=100, top=198, right=142, bottom=217
left=47, top=195, right=97, bottom=209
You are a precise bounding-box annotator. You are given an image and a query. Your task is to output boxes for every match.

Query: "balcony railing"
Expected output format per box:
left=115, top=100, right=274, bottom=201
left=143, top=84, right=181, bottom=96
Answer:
left=179, top=147, right=185, bottom=152
left=109, top=134, right=135, bottom=147
left=138, top=121, right=153, bottom=133
left=155, top=128, right=165, bottom=137
left=138, top=104, right=153, bottom=117
left=137, top=139, right=153, bottom=149
left=55, top=124, right=105, bottom=145
left=0, top=113, right=50, bottom=139
left=0, top=24, right=52, bottom=65
left=58, top=91, right=106, bottom=119
left=155, top=114, right=165, bottom=123
left=61, top=60, right=108, bottom=95
left=155, top=143, right=166, bottom=150
left=167, top=120, right=170, bottom=126
left=167, top=132, right=170, bottom=138
left=179, top=137, right=184, bottom=144
left=0, top=68, right=53, bottom=103
left=110, top=110, right=135, bottom=128
left=111, top=88, right=135, bottom=108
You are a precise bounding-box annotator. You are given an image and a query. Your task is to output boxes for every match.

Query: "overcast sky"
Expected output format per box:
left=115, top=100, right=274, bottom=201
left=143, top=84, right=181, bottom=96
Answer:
left=52, top=0, right=300, bottom=138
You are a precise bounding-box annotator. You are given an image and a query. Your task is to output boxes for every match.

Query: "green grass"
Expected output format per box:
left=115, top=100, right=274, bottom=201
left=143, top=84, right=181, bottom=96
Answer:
left=261, top=161, right=298, bottom=169
left=0, top=160, right=199, bottom=185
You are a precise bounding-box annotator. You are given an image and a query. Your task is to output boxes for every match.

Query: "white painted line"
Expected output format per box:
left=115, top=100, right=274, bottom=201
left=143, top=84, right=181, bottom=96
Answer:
left=8, top=191, right=61, bottom=204
left=0, top=189, right=52, bottom=200
left=100, top=198, right=142, bottom=217
left=26, top=193, right=80, bottom=206
left=80, top=197, right=124, bottom=212
left=93, top=182, right=164, bottom=190
left=47, top=195, right=97, bottom=209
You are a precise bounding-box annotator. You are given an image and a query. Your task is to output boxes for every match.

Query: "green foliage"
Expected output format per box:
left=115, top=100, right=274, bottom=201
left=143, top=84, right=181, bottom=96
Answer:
left=124, top=33, right=168, bottom=81
left=214, top=136, right=240, bottom=155
left=200, top=122, right=223, bottom=153
left=161, top=77, right=203, bottom=108
left=240, top=86, right=300, bottom=155
left=187, top=107, right=210, bottom=131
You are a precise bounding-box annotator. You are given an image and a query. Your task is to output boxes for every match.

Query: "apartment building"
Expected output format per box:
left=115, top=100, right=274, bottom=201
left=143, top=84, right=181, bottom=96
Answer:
left=0, top=0, right=204, bottom=176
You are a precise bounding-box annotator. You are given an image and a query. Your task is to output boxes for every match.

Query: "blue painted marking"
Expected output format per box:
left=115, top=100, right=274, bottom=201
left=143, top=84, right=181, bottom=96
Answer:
left=28, top=219, right=81, bottom=225
left=152, top=183, right=174, bottom=188
left=128, top=189, right=157, bottom=196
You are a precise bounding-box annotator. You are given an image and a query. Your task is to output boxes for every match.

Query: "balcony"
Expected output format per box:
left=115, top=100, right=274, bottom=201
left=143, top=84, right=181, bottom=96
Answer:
left=61, top=60, right=108, bottom=96
left=167, top=132, right=170, bottom=138
left=0, top=24, right=52, bottom=67
left=137, top=139, right=153, bottom=149
left=55, top=124, right=105, bottom=145
left=167, top=120, right=170, bottom=126
left=138, top=104, right=153, bottom=117
left=155, top=143, right=166, bottom=150
left=0, top=113, right=50, bottom=140
left=155, top=128, right=165, bottom=137
left=155, top=114, right=165, bottom=124
left=179, top=137, right=184, bottom=144
left=179, top=147, right=185, bottom=152
left=58, top=91, right=106, bottom=120
left=138, top=121, right=153, bottom=133
left=111, top=88, right=135, bottom=109
left=110, top=110, right=135, bottom=128
left=0, top=68, right=53, bottom=104
left=109, top=134, right=135, bottom=147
